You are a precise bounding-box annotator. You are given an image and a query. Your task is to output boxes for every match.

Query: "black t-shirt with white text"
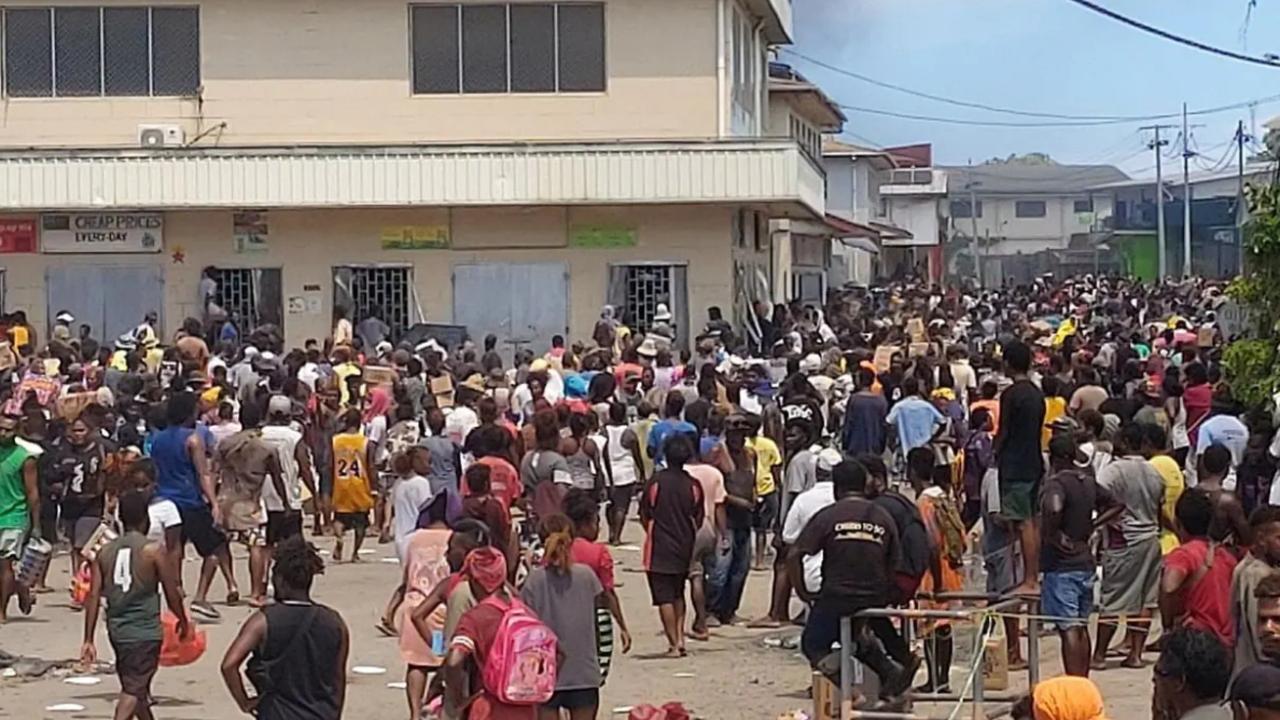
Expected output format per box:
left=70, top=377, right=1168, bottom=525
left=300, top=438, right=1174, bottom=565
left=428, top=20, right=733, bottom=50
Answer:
left=793, top=497, right=900, bottom=612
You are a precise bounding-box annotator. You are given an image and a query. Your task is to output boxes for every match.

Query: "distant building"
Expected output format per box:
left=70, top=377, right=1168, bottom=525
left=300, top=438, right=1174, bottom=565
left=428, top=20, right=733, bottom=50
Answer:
left=1093, top=161, right=1277, bottom=280
left=940, top=163, right=1126, bottom=286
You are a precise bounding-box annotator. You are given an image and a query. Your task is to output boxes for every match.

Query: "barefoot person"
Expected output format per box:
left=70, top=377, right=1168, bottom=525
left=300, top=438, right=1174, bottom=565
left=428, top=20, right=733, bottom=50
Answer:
left=994, top=340, right=1044, bottom=595
left=639, top=433, right=704, bottom=658
left=151, top=392, right=238, bottom=620
left=1092, top=422, right=1165, bottom=670
left=0, top=412, right=37, bottom=622
left=331, top=408, right=375, bottom=563
left=214, top=401, right=287, bottom=608
left=1041, top=434, right=1119, bottom=677
left=81, top=490, right=191, bottom=720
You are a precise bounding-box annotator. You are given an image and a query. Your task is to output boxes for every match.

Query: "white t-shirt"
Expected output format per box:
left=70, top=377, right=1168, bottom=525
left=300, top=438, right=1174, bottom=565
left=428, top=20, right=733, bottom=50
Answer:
left=445, top=406, right=479, bottom=446
left=393, top=475, right=435, bottom=562
left=259, top=425, right=304, bottom=512
left=365, top=415, right=389, bottom=466
left=781, top=481, right=834, bottom=594
left=147, top=498, right=182, bottom=544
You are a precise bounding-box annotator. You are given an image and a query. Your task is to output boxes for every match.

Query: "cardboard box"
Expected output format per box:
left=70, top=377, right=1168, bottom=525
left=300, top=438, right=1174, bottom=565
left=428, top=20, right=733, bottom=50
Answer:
left=430, top=374, right=455, bottom=408
left=57, top=392, right=98, bottom=420
left=362, top=365, right=399, bottom=387
left=907, top=317, right=926, bottom=342
left=873, top=345, right=898, bottom=374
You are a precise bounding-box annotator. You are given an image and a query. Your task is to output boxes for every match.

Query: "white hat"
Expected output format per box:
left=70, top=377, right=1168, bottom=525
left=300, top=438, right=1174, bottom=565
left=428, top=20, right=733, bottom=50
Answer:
left=55, top=311, right=74, bottom=324
left=653, top=303, right=673, bottom=322
left=376, top=340, right=393, bottom=356
left=267, top=394, right=293, bottom=417
left=636, top=337, right=659, bottom=358
left=799, top=354, right=822, bottom=374
left=816, top=448, right=843, bottom=473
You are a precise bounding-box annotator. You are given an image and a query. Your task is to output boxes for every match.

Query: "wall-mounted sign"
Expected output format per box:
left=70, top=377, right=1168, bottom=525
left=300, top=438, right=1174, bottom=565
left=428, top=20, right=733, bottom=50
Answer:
left=0, top=218, right=36, bottom=253
left=41, top=213, right=163, bottom=254
left=381, top=225, right=450, bottom=250
left=234, top=211, right=269, bottom=253
left=570, top=226, right=637, bottom=248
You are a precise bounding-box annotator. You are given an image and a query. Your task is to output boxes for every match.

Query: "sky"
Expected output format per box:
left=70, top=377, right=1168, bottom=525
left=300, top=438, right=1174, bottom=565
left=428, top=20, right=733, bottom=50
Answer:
left=790, top=0, right=1280, bottom=178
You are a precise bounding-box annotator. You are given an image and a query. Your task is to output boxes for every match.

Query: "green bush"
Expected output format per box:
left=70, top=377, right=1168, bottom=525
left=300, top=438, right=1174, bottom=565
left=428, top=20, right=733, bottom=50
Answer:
left=1223, top=339, right=1279, bottom=411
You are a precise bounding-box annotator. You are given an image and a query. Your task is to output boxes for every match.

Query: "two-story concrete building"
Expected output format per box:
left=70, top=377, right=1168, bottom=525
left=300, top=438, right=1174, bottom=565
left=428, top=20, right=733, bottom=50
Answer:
left=0, top=0, right=822, bottom=351
left=941, top=162, right=1125, bottom=286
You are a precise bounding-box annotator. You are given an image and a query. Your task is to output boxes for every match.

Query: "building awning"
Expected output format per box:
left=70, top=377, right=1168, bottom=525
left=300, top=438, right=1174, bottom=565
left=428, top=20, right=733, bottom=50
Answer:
left=868, top=221, right=913, bottom=240
left=789, top=214, right=883, bottom=254
left=0, top=140, right=825, bottom=216
left=839, top=237, right=880, bottom=254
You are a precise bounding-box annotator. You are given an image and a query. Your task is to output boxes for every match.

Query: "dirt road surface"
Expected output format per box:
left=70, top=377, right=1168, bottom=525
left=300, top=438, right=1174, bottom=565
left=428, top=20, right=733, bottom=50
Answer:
left=0, top=525, right=1155, bottom=719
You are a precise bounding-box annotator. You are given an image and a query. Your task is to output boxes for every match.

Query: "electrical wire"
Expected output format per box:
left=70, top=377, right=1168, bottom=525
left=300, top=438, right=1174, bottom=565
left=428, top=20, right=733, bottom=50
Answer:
left=782, top=49, right=1159, bottom=121
left=836, top=94, right=1280, bottom=129
left=785, top=50, right=1280, bottom=128
left=1063, top=0, right=1280, bottom=68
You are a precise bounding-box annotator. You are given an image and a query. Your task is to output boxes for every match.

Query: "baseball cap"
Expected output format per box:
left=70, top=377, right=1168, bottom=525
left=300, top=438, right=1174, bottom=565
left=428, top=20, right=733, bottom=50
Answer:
left=1229, top=663, right=1280, bottom=710
left=268, top=395, right=293, bottom=417
left=800, top=354, right=822, bottom=374
left=815, top=448, right=843, bottom=473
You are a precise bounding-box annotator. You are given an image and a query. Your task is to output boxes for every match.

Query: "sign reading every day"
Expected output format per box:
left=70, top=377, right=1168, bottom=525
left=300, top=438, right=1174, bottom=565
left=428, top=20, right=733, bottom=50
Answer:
left=41, top=213, right=163, bottom=253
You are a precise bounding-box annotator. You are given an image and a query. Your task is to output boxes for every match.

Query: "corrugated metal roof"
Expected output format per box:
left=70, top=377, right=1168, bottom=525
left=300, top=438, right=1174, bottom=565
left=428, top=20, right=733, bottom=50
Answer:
left=939, top=163, right=1128, bottom=195
left=0, top=141, right=825, bottom=216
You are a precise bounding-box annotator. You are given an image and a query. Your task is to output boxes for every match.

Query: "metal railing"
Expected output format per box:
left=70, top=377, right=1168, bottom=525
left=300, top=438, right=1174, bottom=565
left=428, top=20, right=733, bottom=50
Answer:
left=833, top=592, right=1042, bottom=720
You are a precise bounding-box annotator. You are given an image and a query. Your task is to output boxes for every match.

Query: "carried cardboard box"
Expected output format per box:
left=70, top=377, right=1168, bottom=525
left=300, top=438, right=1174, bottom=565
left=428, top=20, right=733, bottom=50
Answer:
left=57, top=392, right=98, bottom=420
left=872, top=345, right=898, bottom=374
left=362, top=365, right=399, bottom=388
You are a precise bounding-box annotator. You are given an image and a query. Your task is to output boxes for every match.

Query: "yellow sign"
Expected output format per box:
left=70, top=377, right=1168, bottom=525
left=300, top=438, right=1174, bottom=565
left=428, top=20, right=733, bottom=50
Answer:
left=381, top=225, right=450, bottom=250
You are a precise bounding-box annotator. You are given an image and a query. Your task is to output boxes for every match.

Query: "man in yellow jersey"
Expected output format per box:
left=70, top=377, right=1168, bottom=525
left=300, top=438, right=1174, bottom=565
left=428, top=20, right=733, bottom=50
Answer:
left=330, top=408, right=375, bottom=562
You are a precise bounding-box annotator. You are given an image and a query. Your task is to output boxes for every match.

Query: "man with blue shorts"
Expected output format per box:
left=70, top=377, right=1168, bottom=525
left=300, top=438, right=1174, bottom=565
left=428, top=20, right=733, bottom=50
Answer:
left=1041, top=434, right=1119, bottom=677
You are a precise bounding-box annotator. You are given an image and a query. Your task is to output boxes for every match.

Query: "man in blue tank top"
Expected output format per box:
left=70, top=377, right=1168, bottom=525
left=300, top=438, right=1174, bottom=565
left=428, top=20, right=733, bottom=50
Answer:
left=151, top=392, right=238, bottom=620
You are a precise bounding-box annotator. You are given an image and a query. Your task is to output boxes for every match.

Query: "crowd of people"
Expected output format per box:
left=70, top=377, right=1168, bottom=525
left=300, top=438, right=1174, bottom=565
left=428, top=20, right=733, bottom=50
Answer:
left=7, top=273, right=1280, bottom=719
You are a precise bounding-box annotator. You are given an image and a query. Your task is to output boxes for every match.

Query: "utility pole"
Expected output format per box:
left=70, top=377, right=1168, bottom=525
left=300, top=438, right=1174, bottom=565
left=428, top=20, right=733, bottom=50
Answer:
left=1142, top=124, right=1175, bottom=280
left=967, top=162, right=983, bottom=287
left=1183, top=104, right=1193, bottom=278
left=1237, top=119, right=1252, bottom=276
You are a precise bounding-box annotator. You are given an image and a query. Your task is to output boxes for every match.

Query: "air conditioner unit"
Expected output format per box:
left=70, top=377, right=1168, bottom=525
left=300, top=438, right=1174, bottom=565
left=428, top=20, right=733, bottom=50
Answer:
left=137, top=124, right=185, bottom=148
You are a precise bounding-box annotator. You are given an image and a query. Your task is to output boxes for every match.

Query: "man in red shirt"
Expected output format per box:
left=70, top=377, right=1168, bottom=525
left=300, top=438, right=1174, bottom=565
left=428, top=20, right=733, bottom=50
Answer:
left=1160, top=488, right=1238, bottom=648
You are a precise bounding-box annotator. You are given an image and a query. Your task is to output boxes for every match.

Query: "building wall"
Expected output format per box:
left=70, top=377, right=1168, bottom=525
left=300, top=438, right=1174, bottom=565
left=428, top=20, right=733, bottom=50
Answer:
left=2, top=205, right=734, bottom=348
left=824, top=157, right=854, bottom=217
left=884, top=196, right=941, bottom=248
left=951, top=194, right=1114, bottom=245
left=0, top=0, right=723, bottom=148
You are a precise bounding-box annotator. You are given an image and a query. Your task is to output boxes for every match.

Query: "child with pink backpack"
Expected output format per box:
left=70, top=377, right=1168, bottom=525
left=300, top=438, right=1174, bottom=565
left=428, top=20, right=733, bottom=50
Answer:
left=444, top=547, right=559, bottom=720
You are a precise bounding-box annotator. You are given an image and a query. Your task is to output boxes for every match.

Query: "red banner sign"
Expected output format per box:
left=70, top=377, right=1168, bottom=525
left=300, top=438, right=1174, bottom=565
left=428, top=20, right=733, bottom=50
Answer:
left=0, top=218, right=36, bottom=254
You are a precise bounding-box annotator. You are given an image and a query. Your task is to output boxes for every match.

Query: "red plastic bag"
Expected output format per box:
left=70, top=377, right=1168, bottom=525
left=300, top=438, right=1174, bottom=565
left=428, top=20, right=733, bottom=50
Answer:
left=159, top=611, right=207, bottom=667
left=69, top=562, right=92, bottom=607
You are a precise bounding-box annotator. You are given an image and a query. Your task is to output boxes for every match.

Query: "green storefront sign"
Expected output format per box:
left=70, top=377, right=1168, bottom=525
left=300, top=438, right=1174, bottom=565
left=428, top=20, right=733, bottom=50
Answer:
left=570, top=226, right=637, bottom=248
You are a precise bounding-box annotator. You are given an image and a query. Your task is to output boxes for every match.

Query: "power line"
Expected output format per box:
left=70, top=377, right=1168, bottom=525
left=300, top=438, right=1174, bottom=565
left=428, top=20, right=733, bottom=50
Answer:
left=837, top=96, right=1280, bottom=128
left=785, top=50, right=1280, bottom=127
left=1063, top=0, right=1280, bottom=68
left=783, top=49, right=1155, bottom=121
